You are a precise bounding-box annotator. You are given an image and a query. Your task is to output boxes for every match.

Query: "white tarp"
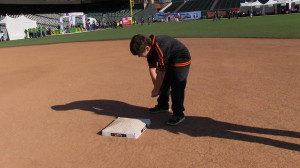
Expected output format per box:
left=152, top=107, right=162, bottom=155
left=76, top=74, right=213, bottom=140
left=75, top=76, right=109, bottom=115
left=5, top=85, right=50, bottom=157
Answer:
left=0, top=15, right=37, bottom=40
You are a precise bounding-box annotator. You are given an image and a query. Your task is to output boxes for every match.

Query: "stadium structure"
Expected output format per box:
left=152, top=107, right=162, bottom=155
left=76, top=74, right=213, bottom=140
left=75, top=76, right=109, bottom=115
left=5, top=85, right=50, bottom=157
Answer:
left=0, top=0, right=299, bottom=40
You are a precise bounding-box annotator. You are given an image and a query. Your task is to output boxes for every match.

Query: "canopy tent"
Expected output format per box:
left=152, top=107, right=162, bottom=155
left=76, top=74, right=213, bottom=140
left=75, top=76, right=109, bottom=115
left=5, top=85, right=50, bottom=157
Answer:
left=262, top=0, right=279, bottom=14
left=265, top=0, right=278, bottom=6
left=59, top=12, right=86, bottom=31
left=275, top=0, right=292, bottom=11
left=291, top=0, right=300, bottom=13
left=240, top=0, right=295, bottom=15
left=0, top=15, right=37, bottom=40
left=240, top=1, right=263, bottom=7
left=240, top=0, right=291, bottom=7
left=240, top=1, right=264, bottom=16
left=292, top=0, right=300, bottom=4
left=273, top=0, right=293, bottom=13
left=275, top=0, right=290, bottom=5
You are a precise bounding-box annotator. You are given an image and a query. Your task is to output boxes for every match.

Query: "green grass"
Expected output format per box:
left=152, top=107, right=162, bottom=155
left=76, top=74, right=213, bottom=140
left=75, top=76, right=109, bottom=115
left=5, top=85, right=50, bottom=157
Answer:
left=1, top=14, right=299, bottom=48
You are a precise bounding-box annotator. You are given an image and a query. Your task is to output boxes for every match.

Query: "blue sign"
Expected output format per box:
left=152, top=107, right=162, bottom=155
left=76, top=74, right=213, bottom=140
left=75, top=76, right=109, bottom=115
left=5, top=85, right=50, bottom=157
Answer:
left=179, top=11, right=201, bottom=21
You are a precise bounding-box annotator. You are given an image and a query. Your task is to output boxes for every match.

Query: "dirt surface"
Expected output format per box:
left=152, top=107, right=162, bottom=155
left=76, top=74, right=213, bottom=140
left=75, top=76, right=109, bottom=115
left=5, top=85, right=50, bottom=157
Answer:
left=0, top=38, right=299, bottom=168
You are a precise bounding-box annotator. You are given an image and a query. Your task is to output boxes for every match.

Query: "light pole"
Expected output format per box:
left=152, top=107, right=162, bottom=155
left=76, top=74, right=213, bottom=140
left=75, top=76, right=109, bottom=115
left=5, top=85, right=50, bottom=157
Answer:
left=130, top=0, right=134, bottom=24
left=250, top=0, right=254, bottom=17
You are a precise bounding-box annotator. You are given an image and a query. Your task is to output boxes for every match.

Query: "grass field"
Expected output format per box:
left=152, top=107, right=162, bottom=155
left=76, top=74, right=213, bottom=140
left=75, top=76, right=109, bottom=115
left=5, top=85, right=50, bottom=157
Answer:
left=0, top=14, right=299, bottom=48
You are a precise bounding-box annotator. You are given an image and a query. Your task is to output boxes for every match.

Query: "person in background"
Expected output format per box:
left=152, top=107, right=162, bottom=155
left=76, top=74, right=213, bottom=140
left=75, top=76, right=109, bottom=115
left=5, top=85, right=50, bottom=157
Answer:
left=1, top=34, right=7, bottom=41
left=148, top=17, right=151, bottom=25
left=24, top=29, right=28, bottom=39
left=119, top=20, right=123, bottom=28
left=42, top=27, right=46, bottom=36
left=141, top=17, right=144, bottom=26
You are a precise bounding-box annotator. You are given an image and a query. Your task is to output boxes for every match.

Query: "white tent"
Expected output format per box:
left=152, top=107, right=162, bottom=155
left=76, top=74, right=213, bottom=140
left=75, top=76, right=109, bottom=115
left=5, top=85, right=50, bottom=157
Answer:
left=262, top=0, right=279, bottom=14
left=240, top=1, right=263, bottom=16
left=265, top=0, right=279, bottom=7
left=276, top=0, right=289, bottom=5
left=240, top=1, right=263, bottom=7
left=292, top=0, right=300, bottom=4
left=274, top=0, right=294, bottom=12
left=240, top=2, right=248, bottom=7
left=59, top=12, right=85, bottom=31
left=0, top=15, right=37, bottom=40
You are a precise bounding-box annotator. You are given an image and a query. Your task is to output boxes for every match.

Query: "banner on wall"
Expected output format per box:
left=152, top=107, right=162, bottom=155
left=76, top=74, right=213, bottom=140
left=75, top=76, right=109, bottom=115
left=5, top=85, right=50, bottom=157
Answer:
left=206, top=11, right=228, bottom=19
left=217, top=11, right=227, bottom=16
left=178, top=11, right=201, bottom=20
left=122, top=17, right=132, bottom=26
left=206, top=12, right=216, bottom=19
left=154, top=13, right=167, bottom=22
left=154, top=11, right=202, bottom=21
left=231, top=8, right=240, bottom=12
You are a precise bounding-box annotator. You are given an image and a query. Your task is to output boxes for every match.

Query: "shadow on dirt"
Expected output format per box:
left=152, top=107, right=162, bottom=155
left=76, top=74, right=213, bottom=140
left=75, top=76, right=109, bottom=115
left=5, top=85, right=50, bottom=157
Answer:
left=51, top=99, right=300, bottom=151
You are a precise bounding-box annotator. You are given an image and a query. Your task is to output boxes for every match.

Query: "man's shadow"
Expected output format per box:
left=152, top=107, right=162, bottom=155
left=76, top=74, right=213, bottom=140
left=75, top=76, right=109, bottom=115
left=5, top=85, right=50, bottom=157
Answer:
left=51, top=99, right=300, bottom=152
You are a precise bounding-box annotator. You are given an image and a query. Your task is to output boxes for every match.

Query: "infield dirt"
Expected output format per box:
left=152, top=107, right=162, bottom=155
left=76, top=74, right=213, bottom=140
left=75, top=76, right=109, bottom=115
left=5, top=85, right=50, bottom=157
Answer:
left=0, top=38, right=299, bottom=168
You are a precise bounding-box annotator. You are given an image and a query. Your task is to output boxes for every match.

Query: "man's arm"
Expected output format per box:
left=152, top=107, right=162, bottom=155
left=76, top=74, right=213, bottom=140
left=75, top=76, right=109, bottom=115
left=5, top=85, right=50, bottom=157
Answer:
left=152, top=70, right=166, bottom=97
left=149, top=68, right=157, bottom=85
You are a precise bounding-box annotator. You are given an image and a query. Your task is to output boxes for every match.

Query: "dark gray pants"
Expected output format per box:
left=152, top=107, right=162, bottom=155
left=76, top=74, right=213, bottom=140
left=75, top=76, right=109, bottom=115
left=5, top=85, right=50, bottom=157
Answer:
left=157, top=65, right=190, bottom=117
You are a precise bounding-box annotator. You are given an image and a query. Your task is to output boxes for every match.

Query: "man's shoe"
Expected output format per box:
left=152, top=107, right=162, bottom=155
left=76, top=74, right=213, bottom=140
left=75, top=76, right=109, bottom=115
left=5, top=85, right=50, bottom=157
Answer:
left=166, top=115, right=185, bottom=126
left=149, top=105, right=170, bottom=114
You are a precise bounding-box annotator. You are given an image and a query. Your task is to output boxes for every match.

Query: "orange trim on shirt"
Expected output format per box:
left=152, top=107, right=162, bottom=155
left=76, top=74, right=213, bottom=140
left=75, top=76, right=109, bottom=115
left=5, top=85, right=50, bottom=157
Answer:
left=155, top=42, right=165, bottom=67
left=171, top=60, right=191, bottom=67
left=154, top=47, right=161, bottom=66
left=151, top=35, right=155, bottom=47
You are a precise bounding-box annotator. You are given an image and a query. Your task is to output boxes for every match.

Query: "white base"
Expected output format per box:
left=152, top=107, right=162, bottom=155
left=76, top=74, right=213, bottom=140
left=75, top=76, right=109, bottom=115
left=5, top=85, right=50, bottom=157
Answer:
left=102, top=117, right=151, bottom=139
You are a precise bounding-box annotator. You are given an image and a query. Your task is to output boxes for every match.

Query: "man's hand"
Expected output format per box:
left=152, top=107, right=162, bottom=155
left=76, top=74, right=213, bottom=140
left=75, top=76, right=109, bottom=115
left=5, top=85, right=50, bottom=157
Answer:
left=151, top=89, right=160, bottom=97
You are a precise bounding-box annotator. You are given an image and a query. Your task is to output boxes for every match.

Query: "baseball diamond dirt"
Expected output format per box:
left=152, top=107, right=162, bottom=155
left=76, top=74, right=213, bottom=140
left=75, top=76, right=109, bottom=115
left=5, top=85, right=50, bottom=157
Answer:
left=0, top=38, right=299, bottom=168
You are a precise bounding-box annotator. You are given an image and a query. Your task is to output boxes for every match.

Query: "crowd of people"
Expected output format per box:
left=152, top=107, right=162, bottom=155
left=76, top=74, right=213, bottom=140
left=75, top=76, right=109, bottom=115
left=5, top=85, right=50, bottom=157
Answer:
left=135, top=17, right=154, bottom=25
left=64, top=19, right=125, bottom=31
left=63, top=24, right=84, bottom=33
left=24, top=27, right=51, bottom=39
left=213, top=11, right=240, bottom=21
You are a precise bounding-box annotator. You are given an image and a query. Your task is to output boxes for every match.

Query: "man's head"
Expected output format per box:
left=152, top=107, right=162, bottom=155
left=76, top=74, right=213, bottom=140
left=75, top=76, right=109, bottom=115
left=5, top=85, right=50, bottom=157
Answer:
left=130, top=34, right=152, bottom=57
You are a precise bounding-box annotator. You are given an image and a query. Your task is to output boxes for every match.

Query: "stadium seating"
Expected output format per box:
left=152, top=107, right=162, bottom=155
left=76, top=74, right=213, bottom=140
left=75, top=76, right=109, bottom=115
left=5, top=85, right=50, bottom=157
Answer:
left=178, top=0, right=215, bottom=12
left=0, top=0, right=146, bottom=34
left=134, top=3, right=157, bottom=22
left=0, top=15, right=4, bottom=21
left=87, top=9, right=141, bottom=23
left=164, top=2, right=184, bottom=13
left=214, top=0, right=245, bottom=10
left=0, top=7, right=142, bottom=31
left=167, top=0, right=249, bottom=12
left=26, top=14, right=61, bottom=30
